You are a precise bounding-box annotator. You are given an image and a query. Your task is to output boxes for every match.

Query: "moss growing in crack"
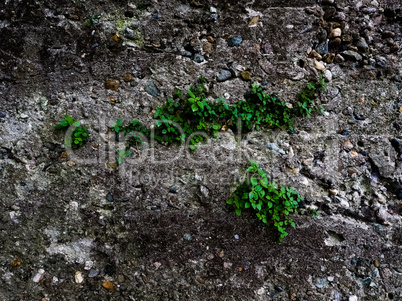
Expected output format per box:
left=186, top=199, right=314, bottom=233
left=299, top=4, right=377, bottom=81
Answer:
left=115, top=18, right=144, bottom=47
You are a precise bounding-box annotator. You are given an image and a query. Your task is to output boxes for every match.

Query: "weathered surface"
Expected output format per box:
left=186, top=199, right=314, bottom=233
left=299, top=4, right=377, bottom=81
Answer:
left=0, top=0, right=401, bottom=300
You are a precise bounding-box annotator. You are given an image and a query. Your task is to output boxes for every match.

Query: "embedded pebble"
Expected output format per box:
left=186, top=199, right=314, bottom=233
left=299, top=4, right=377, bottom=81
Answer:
left=102, top=281, right=114, bottom=290
left=249, top=16, right=259, bottom=27
left=356, top=37, right=369, bottom=51
left=267, top=143, right=286, bottom=155
left=145, top=80, right=160, bottom=96
left=241, top=71, right=251, bottom=81
left=33, top=269, right=45, bottom=283
left=124, top=28, right=135, bottom=40
left=342, top=50, right=363, bottom=61
left=323, top=69, right=332, bottom=81
left=329, top=28, right=342, bottom=38
left=200, top=185, right=209, bottom=198
left=316, top=40, right=329, bottom=55
left=75, top=271, right=84, bottom=283
left=228, top=36, right=243, bottom=47
left=315, top=278, right=329, bottom=288
left=343, top=141, right=354, bottom=149
left=193, top=54, right=205, bottom=63
left=88, top=269, right=99, bottom=278
left=224, top=262, right=233, bottom=268
left=314, top=60, right=326, bottom=70
left=217, top=70, right=232, bottom=82
left=183, top=233, right=192, bottom=241
left=105, top=79, right=120, bottom=90
left=84, top=261, right=94, bottom=270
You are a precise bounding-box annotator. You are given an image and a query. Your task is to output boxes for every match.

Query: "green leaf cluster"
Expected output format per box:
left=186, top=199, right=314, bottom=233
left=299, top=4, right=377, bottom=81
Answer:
left=235, top=84, right=294, bottom=131
left=227, top=160, right=304, bottom=242
left=114, top=118, right=150, bottom=146
left=55, top=115, right=89, bottom=149
left=297, top=75, right=326, bottom=117
left=113, top=76, right=326, bottom=163
left=145, top=80, right=296, bottom=149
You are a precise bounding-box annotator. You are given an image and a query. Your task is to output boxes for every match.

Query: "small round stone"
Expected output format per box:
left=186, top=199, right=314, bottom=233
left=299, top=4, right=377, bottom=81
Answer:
left=193, top=54, right=205, bottom=63
left=183, top=233, right=192, bottom=241
left=240, top=71, right=252, bottom=81
left=329, top=28, right=342, bottom=38
left=123, top=73, right=132, bottom=82
left=228, top=36, right=243, bottom=47
left=217, top=70, right=232, bottom=82
left=88, top=269, right=99, bottom=278
left=105, top=79, right=120, bottom=90
left=106, top=192, right=114, bottom=202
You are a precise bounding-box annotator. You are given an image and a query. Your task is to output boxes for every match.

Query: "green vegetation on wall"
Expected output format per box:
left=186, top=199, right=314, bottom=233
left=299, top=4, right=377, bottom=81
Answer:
left=114, top=76, right=326, bottom=163
left=55, top=115, right=89, bottom=149
left=227, top=160, right=304, bottom=242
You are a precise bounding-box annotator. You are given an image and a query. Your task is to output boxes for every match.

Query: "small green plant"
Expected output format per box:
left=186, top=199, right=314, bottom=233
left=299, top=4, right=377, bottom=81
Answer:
left=84, top=14, right=100, bottom=26
left=114, top=119, right=150, bottom=146
left=113, top=118, right=124, bottom=133
left=137, top=1, right=148, bottom=10
left=113, top=118, right=151, bottom=163
left=306, top=208, right=320, bottom=218
left=297, top=76, right=326, bottom=117
left=235, top=84, right=294, bottom=131
left=117, top=149, right=131, bottom=165
left=227, top=160, right=304, bottom=242
left=112, top=76, right=326, bottom=163
left=55, top=115, right=89, bottom=149
left=318, top=73, right=327, bottom=92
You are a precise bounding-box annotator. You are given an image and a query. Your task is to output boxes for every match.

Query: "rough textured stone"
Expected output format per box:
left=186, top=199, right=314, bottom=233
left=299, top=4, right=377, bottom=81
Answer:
left=356, top=37, right=369, bottom=51
left=342, top=50, right=363, bottom=61
left=145, top=79, right=160, bottom=96
left=217, top=70, right=232, bottom=82
left=0, top=1, right=401, bottom=300
left=228, top=36, right=243, bottom=47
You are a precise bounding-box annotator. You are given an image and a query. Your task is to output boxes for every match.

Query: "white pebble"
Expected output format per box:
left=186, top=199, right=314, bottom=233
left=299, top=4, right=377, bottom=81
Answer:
left=84, top=261, right=94, bottom=270
left=329, top=28, right=342, bottom=38
left=314, top=60, right=326, bottom=71
left=75, top=271, right=84, bottom=283
left=70, top=201, right=78, bottom=211
left=33, top=269, right=45, bottom=283
left=324, top=70, right=332, bottom=81
left=52, top=276, right=59, bottom=285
